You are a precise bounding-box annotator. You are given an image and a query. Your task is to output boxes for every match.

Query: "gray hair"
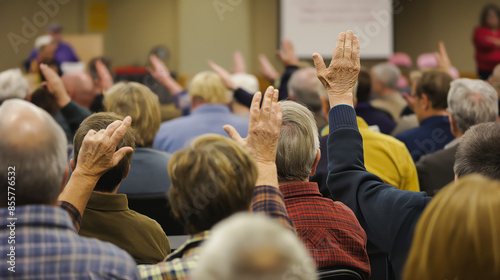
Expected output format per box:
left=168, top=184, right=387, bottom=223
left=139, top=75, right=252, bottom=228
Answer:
left=448, top=78, right=498, bottom=133
left=231, top=73, right=260, bottom=94
left=0, top=69, right=29, bottom=103
left=0, top=99, right=67, bottom=207
left=454, top=122, right=500, bottom=180
left=277, top=101, right=320, bottom=182
left=191, top=213, right=317, bottom=280
left=371, top=63, right=401, bottom=90
left=288, top=68, right=324, bottom=112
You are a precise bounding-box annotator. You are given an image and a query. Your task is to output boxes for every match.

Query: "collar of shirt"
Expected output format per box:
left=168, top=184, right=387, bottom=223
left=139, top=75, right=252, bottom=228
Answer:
left=191, top=104, right=231, bottom=115
left=419, top=115, right=449, bottom=127
left=166, top=230, right=210, bottom=261
left=86, top=192, right=129, bottom=211
left=279, top=182, right=323, bottom=199
left=444, top=137, right=462, bottom=149
left=0, top=204, right=74, bottom=231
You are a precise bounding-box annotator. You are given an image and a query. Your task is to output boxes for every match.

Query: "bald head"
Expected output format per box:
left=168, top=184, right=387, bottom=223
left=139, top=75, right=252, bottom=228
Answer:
left=0, top=99, right=67, bottom=207
left=62, top=71, right=95, bottom=109
left=288, top=68, right=323, bottom=112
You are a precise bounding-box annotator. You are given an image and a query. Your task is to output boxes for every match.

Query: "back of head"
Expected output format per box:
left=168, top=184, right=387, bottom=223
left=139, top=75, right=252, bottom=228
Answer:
left=415, top=69, right=453, bottom=110
left=191, top=213, right=317, bottom=280
left=288, top=68, right=323, bottom=112
left=231, top=73, right=259, bottom=94
left=277, top=101, right=319, bottom=182
left=454, top=122, right=500, bottom=180
left=62, top=71, right=95, bottom=108
left=0, top=99, right=67, bottom=207
left=448, top=78, right=498, bottom=133
left=73, top=112, right=135, bottom=192
left=356, top=68, right=372, bottom=103
left=104, top=82, right=161, bottom=147
left=480, top=4, right=500, bottom=28
left=0, top=69, right=29, bottom=104
left=31, top=86, right=59, bottom=115
left=189, top=71, right=231, bottom=104
left=168, top=134, right=257, bottom=235
left=371, top=62, right=401, bottom=90
left=404, top=175, right=500, bottom=280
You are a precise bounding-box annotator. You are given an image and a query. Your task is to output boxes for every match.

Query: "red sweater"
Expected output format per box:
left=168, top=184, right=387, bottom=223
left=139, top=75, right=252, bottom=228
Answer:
left=473, top=26, right=500, bottom=71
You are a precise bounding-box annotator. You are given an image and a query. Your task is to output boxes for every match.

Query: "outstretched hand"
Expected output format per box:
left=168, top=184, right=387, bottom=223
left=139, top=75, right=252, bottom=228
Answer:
left=312, top=30, right=360, bottom=108
left=148, top=54, right=183, bottom=94
left=208, top=60, right=236, bottom=90
left=40, top=63, right=71, bottom=109
left=258, top=54, right=280, bottom=82
left=277, top=38, right=299, bottom=67
left=232, top=51, right=246, bottom=73
left=95, top=60, right=114, bottom=92
left=434, top=42, right=452, bottom=73
left=224, top=86, right=282, bottom=165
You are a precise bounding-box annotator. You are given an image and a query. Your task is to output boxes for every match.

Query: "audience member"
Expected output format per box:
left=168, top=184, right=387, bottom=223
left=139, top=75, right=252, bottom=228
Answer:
left=153, top=71, right=248, bottom=153
left=396, top=69, right=454, bottom=162
left=488, top=63, right=500, bottom=112
left=139, top=87, right=293, bottom=279
left=391, top=71, right=421, bottom=136
left=354, top=68, right=395, bottom=134
left=231, top=72, right=259, bottom=118
left=0, top=99, right=139, bottom=279
left=0, top=68, right=29, bottom=104
left=473, top=4, right=500, bottom=80
left=417, top=79, right=498, bottom=196
left=104, top=82, right=172, bottom=195
left=277, top=101, right=370, bottom=278
left=403, top=175, right=500, bottom=280
left=191, top=213, right=317, bottom=280
left=28, top=35, right=61, bottom=80
left=61, top=71, right=96, bottom=109
left=370, top=62, right=406, bottom=121
left=72, top=112, right=170, bottom=264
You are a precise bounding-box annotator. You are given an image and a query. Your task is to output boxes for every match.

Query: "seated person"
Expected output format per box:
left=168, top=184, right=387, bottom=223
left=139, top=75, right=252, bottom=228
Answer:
left=153, top=72, right=248, bottom=153
left=396, top=69, right=454, bottom=162
left=104, top=82, right=172, bottom=195
left=28, top=35, right=61, bottom=80
left=191, top=213, right=316, bottom=280
left=139, top=87, right=293, bottom=279
left=370, top=62, right=407, bottom=121
left=417, top=79, right=498, bottom=196
left=0, top=99, right=139, bottom=279
left=72, top=112, right=170, bottom=264
left=61, top=71, right=96, bottom=110
left=277, top=101, right=370, bottom=278
left=0, top=68, right=29, bottom=105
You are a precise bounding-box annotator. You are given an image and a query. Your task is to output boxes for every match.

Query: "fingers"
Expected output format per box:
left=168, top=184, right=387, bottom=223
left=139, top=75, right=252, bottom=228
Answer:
left=333, top=32, right=346, bottom=59
left=344, top=30, right=354, bottom=58
left=103, top=120, right=122, bottom=138
left=260, top=86, right=275, bottom=122
left=110, top=116, right=132, bottom=145
left=352, top=35, right=361, bottom=67
left=112, top=147, right=134, bottom=167
left=249, top=91, right=262, bottom=128
left=223, top=125, right=243, bottom=143
left=39, top=63, right=58, bottom=81
left=276, top=102, right=283, bottom=128
left=208, top=60, right=223, bottom=74
left=270, top=89, right=279, bottom=124
left=312, top=53, right=326, bottom=73
left=232, top=51, right=246, bottom=73
left=282, top=38, right=294, bottom=53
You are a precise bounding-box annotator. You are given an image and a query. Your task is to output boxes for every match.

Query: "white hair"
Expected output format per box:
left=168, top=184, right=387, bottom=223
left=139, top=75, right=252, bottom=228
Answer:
left=372, top=63, right=401, bottom=90
left=448, top=78, right=499, bottom=133
left=0, top=99, right=67, bottom=206
left=0, top=68, right=29, bottom=103
left=277, top=101, right=320, bottom=182
left=288, top=68, right=324, bottom=112
left=191, top=213, right=317, bottom=280
left=231, top=73, right=260, bottom=94
left=35, top=35, right=53, bottom=50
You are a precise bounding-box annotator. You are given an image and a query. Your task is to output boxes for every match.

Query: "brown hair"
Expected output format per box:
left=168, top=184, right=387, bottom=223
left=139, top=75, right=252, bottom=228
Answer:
left=415, top=69, right=452, bottom=110
left=104, top=82, right=161, bottom=147
left=480, top=4, right=500, bottom=28
left=168, top=134, right=257, bottom=235
left=404, top=175, right=500, bottom=280
left=73, top=112, right=135, bottom=192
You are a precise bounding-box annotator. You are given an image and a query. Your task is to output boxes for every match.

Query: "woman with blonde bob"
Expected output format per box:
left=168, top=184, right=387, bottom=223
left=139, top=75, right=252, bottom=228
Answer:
left=103, top=82, right=172, bottom=195
left=404, top=175, right=500, bottom=280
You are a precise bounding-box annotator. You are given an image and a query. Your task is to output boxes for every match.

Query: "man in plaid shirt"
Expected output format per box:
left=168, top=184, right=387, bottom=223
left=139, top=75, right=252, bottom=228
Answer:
left=139, top=86, right=294, bottom=280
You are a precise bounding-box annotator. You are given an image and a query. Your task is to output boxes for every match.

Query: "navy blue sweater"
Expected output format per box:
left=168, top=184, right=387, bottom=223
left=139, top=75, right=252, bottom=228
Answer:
left=327, top=105, right=431, bottom=280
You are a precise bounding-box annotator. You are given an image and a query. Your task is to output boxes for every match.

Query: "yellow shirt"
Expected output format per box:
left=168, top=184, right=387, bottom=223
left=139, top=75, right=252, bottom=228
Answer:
left=322, top=117, right=420, bottom=192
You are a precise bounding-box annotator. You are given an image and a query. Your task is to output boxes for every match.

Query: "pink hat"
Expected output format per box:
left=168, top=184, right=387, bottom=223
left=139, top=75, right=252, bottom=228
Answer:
left=417, top=53, right=438, bottom=69
left=388, top=53, right=412, bottom=68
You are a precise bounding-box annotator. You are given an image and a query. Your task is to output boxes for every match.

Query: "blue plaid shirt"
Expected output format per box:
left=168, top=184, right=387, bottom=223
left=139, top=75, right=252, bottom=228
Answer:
left=0, top=205, right=140, bottom=279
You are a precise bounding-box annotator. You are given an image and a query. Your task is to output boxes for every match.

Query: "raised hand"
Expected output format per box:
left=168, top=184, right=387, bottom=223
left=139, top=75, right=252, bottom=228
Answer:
left=95, top=60, right=114, bottom=92
left=148, top=54, right=183, bottom=94
left=277, top=38, right=299, bottom=67
left=434, top=42, right=452, bottom=73
left=208, top=60, right=236, bottom=90
left=312, top=30, right=360, bottom=108
left=258, top=54, right=279, bottom=82
left=73, top=116, right=134, bottom=178
left=232, top=51, right=246, bottom=73
left=40, top=63, right=71, bottom=108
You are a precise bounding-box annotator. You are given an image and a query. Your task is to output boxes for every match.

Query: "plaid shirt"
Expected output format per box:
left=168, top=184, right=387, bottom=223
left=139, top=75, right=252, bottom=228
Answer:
left=138, top=185, right=293, bottom=280
left=280, top=182, right=371, bottom=279
left=0, top=205, right=140, bottom=279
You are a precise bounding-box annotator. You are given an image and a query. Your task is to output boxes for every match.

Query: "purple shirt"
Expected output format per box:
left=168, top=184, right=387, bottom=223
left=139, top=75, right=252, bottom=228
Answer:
left=27, top=41, right=79, bottom=65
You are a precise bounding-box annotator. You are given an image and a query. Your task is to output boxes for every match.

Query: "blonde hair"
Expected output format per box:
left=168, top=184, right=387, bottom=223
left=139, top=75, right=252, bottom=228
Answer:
left=103, top=82, right=161, bottom=147
left=189, top=71, right=232, bottom=104
left=168, top=134, right=258, bottom=234
left=404, top=174, right=500, bottom=280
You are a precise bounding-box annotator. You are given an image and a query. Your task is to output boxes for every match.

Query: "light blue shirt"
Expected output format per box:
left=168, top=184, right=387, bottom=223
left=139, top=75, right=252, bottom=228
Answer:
left=153, top=104, right=249, bottom=153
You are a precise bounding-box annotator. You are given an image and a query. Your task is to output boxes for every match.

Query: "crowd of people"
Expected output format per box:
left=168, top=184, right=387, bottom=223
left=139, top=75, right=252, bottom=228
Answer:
left=1, top=3, right=500, bottom=280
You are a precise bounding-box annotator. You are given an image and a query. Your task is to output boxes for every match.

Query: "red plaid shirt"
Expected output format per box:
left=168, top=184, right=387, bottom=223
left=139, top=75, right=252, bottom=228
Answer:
left=280, top=182, right=370, bottom=279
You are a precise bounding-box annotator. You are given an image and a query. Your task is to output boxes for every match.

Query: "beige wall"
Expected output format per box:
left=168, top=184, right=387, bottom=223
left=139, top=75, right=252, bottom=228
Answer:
left=0, top=0, right=493, bottom=75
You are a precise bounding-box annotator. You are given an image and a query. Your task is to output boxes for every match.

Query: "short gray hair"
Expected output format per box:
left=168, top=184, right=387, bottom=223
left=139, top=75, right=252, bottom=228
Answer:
left=288, top=68, right=324, bottom=112
left=0, top=69, right=29, bottom=103
left=371, top=63, right=401, bottom=90
left=277, top=101, right=319, bottom=182
left=0, top=99, right=67, bottom=207
left=448, top=78, right=498, bottom=133
left=191, top=213, right=317, bottom=280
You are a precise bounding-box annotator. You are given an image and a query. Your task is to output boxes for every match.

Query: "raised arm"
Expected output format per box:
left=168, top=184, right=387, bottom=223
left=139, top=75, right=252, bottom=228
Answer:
left=276, top=38, right=299, bottom=100
left=314, top=30, right=430, bottom=279
left=148, top=54, right=184, bottom=95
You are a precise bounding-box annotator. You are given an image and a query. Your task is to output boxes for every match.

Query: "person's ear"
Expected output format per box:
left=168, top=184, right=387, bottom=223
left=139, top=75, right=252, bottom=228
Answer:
left=310, top=150, right=321, bottom=177
left=69, top=158, right=75, bottom=171
left=122, top=165, right=131, bottom=180
left=454, top=173, right=459, bottom=182
left=421, top=93, right=431, bottom=110
left=448, top=114, right=459, bottom=136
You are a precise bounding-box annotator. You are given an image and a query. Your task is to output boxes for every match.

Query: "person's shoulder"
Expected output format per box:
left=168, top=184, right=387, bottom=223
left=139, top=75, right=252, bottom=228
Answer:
left=158, top=115, right=192, bottom=131
left=73, top=234, right=137, bottom=264
left=126, top=209, right=167, bottom=233
left=395, top=126, right=420, bottom=141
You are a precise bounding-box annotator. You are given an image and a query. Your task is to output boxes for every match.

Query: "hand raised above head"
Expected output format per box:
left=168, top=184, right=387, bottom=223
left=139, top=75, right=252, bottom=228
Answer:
left=40, top=63, right=71, bottom=108
left=277, top=38, right=299, bottom=67
left=232, top=51, right=246, bottom=74
left=148, top=54, right=171, bottom=84
left=224, top=86, right=282, bottom=165
left=312, top=30, right=360, bottom=108
left=258, top=54, right=279, bottom=82
left=208, top=60, right=236, bottom=90
left=95, top=60, right=114, bottom=92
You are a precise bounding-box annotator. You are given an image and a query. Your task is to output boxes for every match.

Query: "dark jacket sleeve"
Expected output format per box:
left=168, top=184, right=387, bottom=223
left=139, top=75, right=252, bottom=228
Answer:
left=59, top=101, right=91, bottom=136
left=233, top=88, right=255, bottom=108
left=326, top=105, right=431, bottom=280
left=278, top=65, right=299, bottom=100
